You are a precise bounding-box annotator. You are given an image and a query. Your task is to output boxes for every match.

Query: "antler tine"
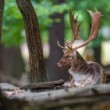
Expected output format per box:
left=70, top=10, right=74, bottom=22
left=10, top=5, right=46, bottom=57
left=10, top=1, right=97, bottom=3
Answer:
left=73, top=9, right=102, bottom=51
left=67, top=10, right=80, bottom=49
left=57, top=41, right=67, bottom=50
left=70, top=10, right=80, bottom=40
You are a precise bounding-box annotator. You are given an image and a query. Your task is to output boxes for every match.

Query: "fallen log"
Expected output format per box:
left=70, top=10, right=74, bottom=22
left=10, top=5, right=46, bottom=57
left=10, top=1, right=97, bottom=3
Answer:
left=1, top=83, right=110, bottom=110
left=0, top=89, right=29, bottom=110
left=16, top=84, right=110, bottom=102
left=20, top=79, right=64, bottom=91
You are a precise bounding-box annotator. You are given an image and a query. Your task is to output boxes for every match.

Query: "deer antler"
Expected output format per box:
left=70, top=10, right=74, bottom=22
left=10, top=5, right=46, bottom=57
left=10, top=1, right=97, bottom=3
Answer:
left=57, top=9, right=102, bottom=51
left=67, top=10, right=81, bottom=49
left=57, top=10, right=80, bottom=50
left=72, top=9, right=102, bottom=50
left=57, top=41, right=67, bottom=50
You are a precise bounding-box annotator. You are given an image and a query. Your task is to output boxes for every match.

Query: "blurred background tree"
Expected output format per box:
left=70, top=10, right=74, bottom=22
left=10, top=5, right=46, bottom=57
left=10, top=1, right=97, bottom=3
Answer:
left=0, top=0, right=110, bottom=84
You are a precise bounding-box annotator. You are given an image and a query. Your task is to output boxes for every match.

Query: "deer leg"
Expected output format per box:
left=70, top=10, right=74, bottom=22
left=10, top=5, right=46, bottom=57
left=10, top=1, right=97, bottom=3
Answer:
left=70, top=78, right=74, bottom=87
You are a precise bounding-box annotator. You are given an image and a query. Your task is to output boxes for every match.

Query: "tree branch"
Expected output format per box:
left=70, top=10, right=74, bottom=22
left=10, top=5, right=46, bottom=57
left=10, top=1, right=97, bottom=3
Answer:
left=20, top=79, right=64, bottom=91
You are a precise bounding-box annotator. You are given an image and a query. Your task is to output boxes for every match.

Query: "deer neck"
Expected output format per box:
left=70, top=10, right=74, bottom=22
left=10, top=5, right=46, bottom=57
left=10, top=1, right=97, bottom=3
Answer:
left=69, top=51, right=88, bottom=73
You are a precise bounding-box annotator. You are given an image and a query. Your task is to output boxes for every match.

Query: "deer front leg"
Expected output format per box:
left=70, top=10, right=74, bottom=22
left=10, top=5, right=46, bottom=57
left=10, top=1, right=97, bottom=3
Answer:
left=70, top=78, right=74, bottom=87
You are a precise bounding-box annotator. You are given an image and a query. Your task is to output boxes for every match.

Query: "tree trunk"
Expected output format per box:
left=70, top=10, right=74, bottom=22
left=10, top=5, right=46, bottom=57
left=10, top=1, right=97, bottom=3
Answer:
left=16, top=0, right=47, bottom=82
left=0, top=0, right=5, bottom=74
left=47, top=0, right=69, bottom=81
left=0, top=47, right=25, bottom=84
left=93, top=46, right=101, bottom=65
left=2, top=47, right=25, bottom=78
left=0, top=0, right=5, bottom=45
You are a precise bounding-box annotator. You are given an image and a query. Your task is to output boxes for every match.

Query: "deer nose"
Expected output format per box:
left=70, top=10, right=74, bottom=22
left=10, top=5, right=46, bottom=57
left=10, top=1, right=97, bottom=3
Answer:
left=57, top=62, right=62, bottom=67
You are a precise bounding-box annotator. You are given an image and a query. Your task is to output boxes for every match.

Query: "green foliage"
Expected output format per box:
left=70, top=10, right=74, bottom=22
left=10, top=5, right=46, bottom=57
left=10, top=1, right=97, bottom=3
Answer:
left=65, top=0, right=110, bottom=47
left=2, top=0, right=110, bottom=46
left=2, top=0, right=24, bottom=46
left=2, top=0, right=69, bottom=46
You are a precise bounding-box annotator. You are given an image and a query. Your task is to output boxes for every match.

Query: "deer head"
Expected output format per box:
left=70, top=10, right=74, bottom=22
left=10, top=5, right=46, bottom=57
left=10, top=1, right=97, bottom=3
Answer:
left=57, top=9, right=102, bottom=69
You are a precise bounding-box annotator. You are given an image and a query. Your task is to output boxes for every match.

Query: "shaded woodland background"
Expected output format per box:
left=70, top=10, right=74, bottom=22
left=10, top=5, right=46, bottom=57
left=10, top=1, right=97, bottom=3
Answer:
left=0, top=0, right=110, bottom=86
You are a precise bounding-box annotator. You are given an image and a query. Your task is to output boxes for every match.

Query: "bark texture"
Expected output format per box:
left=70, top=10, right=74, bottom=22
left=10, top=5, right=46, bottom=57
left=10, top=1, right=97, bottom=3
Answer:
left=21, top=79, right=64, bottom=91
left=16, top=0, right=47, bottom=82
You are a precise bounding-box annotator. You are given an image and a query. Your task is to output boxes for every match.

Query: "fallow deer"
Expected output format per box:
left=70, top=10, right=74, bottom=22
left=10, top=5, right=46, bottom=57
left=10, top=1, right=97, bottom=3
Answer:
left=57, top=9, right=109, bottom=87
